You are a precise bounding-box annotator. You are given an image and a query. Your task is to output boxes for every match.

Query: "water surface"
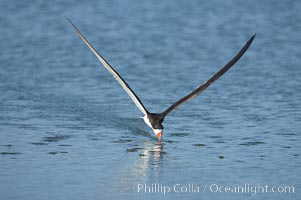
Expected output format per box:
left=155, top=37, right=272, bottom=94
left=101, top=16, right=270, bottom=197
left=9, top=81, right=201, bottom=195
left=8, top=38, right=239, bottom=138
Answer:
left=0, top=0, right=300, bottom=199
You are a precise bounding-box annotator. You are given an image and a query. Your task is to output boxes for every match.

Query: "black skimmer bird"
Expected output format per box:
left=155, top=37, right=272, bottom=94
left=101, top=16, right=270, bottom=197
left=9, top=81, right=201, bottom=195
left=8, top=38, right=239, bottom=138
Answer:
left=68, top=18, right=255, bottom=141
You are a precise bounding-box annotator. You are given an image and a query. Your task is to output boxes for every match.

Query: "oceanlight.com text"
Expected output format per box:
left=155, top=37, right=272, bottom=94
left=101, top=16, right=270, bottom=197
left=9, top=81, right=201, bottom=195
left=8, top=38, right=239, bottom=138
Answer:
left=208, top=183, right=295, bottom=195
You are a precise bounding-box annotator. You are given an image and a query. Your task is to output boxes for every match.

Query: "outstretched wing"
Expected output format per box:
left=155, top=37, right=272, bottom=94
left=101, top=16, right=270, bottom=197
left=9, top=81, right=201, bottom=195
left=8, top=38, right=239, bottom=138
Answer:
left=162, top=34, right=256, bottom=117
left=68, top=18, right=149, bottom=115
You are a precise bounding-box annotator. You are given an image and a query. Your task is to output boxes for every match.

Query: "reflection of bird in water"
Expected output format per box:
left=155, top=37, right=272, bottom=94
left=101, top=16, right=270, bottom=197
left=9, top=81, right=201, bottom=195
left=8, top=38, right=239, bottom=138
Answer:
left=130, top=141, right=164, bottom=179
left=140, top=142, right=164, bottom=162
left=68, top=18, right=255, bottom=141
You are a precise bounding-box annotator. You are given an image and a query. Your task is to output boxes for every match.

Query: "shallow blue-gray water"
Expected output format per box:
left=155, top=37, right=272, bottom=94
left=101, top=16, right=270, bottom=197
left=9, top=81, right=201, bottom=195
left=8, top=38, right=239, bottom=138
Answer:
left=0, top=0, right=300, bottom=199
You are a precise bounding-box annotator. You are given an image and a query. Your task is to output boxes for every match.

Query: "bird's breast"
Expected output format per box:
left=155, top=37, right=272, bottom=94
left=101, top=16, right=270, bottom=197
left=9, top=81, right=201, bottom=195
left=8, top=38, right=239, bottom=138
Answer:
left=143, top=115, right=153, bottom=128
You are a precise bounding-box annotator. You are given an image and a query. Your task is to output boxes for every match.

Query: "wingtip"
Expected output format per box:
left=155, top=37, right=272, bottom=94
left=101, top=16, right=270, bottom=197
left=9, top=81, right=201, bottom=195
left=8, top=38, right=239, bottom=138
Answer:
left=66, top=17, right=73, bottom=25
left=247, top=33, right=256, bottom=45
left=66, top=17, right=79, bottom=34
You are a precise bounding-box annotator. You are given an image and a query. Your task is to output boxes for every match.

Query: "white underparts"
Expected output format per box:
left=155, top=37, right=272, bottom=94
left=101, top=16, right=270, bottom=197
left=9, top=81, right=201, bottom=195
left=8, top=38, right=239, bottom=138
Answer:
left=143, top=115, right=152, bottom=128
left=143, top=115, right=162, bottom=136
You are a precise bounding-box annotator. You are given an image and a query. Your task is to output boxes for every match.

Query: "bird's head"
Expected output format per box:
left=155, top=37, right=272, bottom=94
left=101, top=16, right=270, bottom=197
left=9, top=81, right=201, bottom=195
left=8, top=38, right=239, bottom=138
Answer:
left=143, top=113, right=165, bottom=141
left=153, top=129, right=163, bottom=140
